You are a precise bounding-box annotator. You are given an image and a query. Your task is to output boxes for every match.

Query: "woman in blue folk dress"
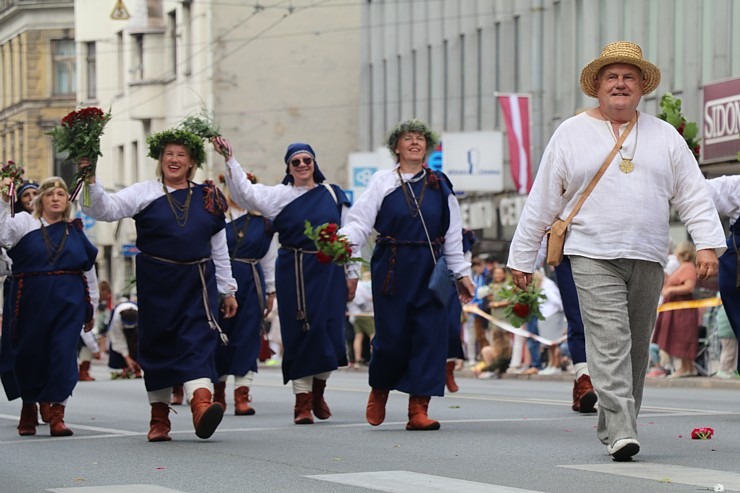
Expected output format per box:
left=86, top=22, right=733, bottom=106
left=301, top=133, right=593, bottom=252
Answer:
left=214, top=176, right=277, bottom=416
left=444, top=229, right=478, bottom=393
left=217, top=138, right=350, bottom=425
left=340, top=119, right=475, bottom=431
left=706, top=175, right=740, bottom=374
left=0, top=177, right=99, bottom=437
left=81, top=129, right=237, bottom=442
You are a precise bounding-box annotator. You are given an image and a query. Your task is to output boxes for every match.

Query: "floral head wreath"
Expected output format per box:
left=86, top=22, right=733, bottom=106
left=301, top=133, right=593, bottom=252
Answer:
left=386, top=119, right=440, bottom=162
left=147, top=129, right=206, bottom=166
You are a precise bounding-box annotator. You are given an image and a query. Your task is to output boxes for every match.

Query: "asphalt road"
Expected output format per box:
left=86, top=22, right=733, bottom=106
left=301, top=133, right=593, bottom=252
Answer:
left=1, top=364, right=739, bottom=493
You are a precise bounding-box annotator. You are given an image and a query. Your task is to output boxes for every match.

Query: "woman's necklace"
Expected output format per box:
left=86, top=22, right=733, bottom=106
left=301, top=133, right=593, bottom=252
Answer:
left=602, top=111, right=639, bottom=174
left=163, top=182, right=193, bottom=227
left=397, top=168, right=427, bottom=217
left=229, top=211, right=251, bottom=240
left=40, top=220, right=69, bottom=265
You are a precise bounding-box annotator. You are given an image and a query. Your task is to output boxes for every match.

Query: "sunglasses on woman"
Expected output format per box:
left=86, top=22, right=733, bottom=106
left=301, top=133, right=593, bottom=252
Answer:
left=290, top=157, right=313, bottom=167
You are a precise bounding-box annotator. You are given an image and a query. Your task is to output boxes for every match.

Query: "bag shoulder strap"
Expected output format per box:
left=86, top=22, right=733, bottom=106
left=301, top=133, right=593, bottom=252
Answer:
left=562, top=112, right=638, bottom=227
left=397, top=169, right=438, bottom=263
left=322, top=183, right=338, bottom=204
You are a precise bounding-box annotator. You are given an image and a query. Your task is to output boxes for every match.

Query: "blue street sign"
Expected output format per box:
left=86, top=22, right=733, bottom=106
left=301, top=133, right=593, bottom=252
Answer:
left=122, top=244, right=140, bottom=257
left=75, top=211, right=96, bottom=230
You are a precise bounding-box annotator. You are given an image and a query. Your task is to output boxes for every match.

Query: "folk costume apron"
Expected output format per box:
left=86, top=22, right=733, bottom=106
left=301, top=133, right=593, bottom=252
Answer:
left=133, top=183, right=226, bottom=391
left=1, top=220, right=97, bottom=402
left=369, top=169, right=452, bottom=396
left=216, top=213, right=273, bottom=377
left=273, top=184, right=349, bottom=384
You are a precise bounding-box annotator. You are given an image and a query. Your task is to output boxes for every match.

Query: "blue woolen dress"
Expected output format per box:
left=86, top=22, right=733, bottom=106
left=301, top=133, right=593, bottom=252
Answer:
left=216, top=213, right=273, bottom=377
left=0, top=220, right=97, bottom=402
left=133, top=185, right=225, bottom=391
left=370, top=171, right=452, bottom=396
left=272, top=185, right=349, bottom=384
left=718, top=218, right=740, bottom=372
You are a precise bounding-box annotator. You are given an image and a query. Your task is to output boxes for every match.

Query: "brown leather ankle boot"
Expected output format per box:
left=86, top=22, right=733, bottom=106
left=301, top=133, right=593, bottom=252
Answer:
left=170, top=385, right=184, bottom=405
left=234, top=386, right=255, bottom=416
left=147, top=402, right=172, bottom=442
left=293, top=393, right=314, bottom=424
left=572, top=374, right=598, bottom=413
left=214, top=382, right=227, bottom=411
left=49, top=404, right=74, bottom=436
left=190, top=388, right=224, bottom=439
left=39, top=402, right=52, bottom=424
left=78, top=361, right=95, bottom=381
left=366, top=388, right=389, bottom=426
left=311, top=378, right=331, bottom=420
left=406, top=395, right=440, bottom=431
left=445, top=360, right=459, bottom=393
left=18, top=402, right=38, bottom=436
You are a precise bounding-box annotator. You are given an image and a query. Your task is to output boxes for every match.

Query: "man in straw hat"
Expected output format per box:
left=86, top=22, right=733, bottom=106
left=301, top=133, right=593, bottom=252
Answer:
left=507, top=41, right=726, bottom=461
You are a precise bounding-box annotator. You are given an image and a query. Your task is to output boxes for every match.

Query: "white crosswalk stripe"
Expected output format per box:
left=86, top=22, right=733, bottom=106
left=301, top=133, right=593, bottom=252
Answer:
left=307, top=471, right=547, bottom=492
left=560, top=463, right=740, bottom=491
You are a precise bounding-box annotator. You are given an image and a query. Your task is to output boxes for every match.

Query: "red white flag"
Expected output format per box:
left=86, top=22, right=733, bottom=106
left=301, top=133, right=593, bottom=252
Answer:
left=498, top=94, right=532, bottom=194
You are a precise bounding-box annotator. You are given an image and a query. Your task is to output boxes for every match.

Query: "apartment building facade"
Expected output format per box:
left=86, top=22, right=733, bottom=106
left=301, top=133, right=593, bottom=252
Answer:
left=0, top=0, right=76, bottom=181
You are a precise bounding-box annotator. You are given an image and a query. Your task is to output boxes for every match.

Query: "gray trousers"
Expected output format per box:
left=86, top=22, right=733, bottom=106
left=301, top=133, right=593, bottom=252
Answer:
left=569, top=256, right=664, bottom=446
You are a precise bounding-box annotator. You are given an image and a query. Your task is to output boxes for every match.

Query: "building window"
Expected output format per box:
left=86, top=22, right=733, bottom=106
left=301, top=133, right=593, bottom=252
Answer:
left=476, top=28, right=482, bottom=130
left=183, top=0, right=192, bottom=76
left=411, top=49, right=417, bottom=117
left=513, top=16, right=520, bottom=92
left=115, top=31, right=124, bottom=93
left=443, top=39, right=448, bottom=130
left=460, top=34, right=465, bottom=131
left=53, top=148, right=75, bottom=187
left=131, top=34, right=144, bottom=81
left=167, top=9, right=177, bottom=77
left=86, top=42, right=97, bottom=100
left=52, top=39, right=76, bottom=96
left=131, top=140, right=139, bottom=183
left=116, top=145, right=125, bottom=186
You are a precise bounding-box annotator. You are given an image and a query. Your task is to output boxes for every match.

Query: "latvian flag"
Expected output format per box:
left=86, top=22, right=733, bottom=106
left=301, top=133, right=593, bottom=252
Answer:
left=498, top=94, right=532, bottom=194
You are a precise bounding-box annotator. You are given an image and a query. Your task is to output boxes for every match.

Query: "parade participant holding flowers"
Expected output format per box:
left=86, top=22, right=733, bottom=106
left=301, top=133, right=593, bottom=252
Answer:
left=507, top=41, right=725, bottom=461
left=339, top=119, right=475, bottom=431
left=213, top=173, right=277, bottom=416
left=216, top=137, right=350, bottom=425
left=80, top=128, right=237, bottom=442
left=0, top=177, right=99, bottom=437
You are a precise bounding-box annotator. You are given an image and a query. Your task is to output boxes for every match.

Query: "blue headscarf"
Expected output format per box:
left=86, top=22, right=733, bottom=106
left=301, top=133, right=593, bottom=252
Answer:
left=282, top=142, right=326, bottom=185
left=14, top=180, right=39, bottom=213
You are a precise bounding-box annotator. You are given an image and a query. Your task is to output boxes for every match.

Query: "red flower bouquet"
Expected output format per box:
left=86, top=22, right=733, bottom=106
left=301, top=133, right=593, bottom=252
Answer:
left=658, top=93, right=701, bottom=160
left=1, top=160, right=25, bottom=216
left=497, top=280, right=546, bottom=328
left=304, top=220, right=364, bottom=266
left=47, top=107, right=112, bottom=206
left=691, top=427, right=714, bottom=440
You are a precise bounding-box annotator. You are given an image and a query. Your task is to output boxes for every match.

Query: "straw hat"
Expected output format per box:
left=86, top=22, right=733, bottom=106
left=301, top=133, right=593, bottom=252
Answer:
left=580, top=41, right=661, bottom=98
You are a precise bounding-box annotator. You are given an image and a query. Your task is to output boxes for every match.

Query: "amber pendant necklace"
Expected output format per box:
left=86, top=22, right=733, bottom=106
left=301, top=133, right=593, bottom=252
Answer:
left=602, top=111, right=639, bottom=174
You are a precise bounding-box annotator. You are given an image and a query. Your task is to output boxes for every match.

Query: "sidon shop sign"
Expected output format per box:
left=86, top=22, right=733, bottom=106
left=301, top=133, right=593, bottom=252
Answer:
left=703, top=77, right=740, bottom=163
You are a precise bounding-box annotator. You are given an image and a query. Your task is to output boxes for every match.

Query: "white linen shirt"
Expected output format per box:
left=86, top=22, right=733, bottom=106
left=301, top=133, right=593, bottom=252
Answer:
left=225, top=158, right=355, bottom=276
left=81, top=180, right=236, bottom=296
left=108, top=301, right=138, bottom=358
left=339, top=167, right=471, bottom=280
left=706, top=175, right=740, bottom=224
left=0, top=201, right=100, bottom=308
left=508, top=112, right=727, bottom=273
